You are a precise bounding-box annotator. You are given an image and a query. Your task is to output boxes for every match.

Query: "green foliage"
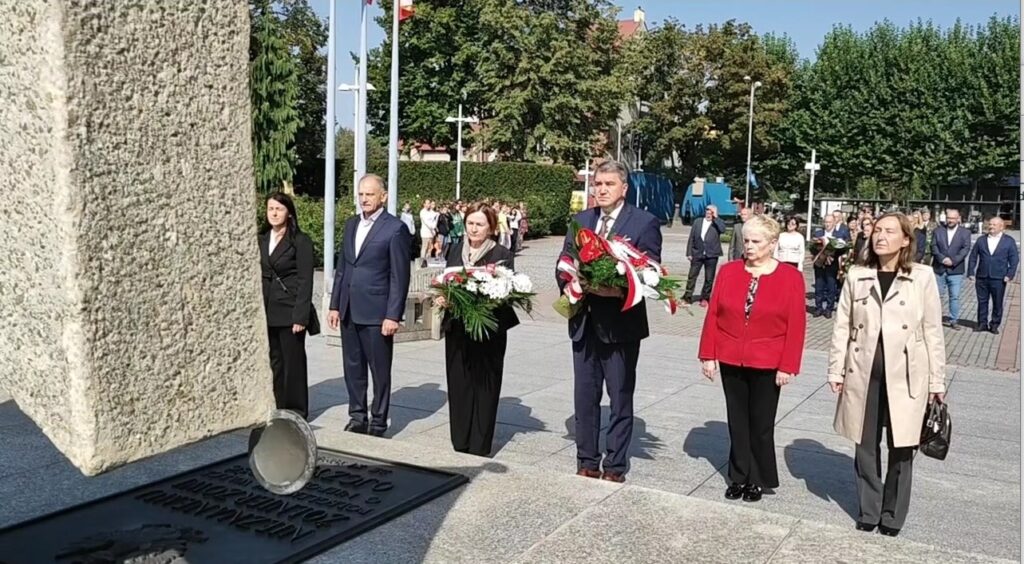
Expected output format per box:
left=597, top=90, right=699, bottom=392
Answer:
left=433, top=270, right=534, bottom=341
left=365, top=0, right=624, bottom=164
left=278, top=0, right=328, bottom=169
left=250, top=0, right=303, bottom=194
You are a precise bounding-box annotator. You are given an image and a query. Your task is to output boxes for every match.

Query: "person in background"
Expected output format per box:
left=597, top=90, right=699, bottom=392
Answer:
left=400, top=202, right=418, bottom=261
left=730, top=207, right=752, bottom=261
left=910, top=211, right=927, bottom=263
left=853, top=218, right=874, bottom=266
left=437, top=204, right=453, bottom=258
left=435, top=203, right=519, bottom=456
left=828, top=212, right=946, bottom=537
left=419, top=199, right=439, bottom=265
left=833, top=210, right=851, bottom=240
left=931, top=207, right=971, bottom=330
left=449, top=202, right=466, bottom=250
left=811, top=215, right=848, bottom=318
left=968, top=216, right=1019, bottom=334
left=700, top=215, right=806, bottom=503
left=509, top=205, right=523, bottom=254
left=518, top=201, right=530, bottom=250
left=774, top=216, right=805, bottom=272
left=684, top=205, right=726, bottom=307
left=920, top=208, right=938, bottom=265
left=497, top=204, right=512, bottom=248
left=260, top=192, right=315, bottom=419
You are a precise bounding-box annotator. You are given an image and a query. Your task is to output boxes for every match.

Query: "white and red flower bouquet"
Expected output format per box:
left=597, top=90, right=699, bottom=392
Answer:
left=431, top=265, right=535, bottom=341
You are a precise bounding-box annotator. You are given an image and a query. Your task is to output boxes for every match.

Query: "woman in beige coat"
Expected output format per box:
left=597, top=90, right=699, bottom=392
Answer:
left=827, top=212, right=946, bottom=537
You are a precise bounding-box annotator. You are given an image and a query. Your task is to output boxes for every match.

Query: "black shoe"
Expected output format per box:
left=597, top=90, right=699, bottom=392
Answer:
left=878, top=525, right=900, bottom=537
left=344, top=421, right=368, bottom=434
left=742, top=484, right=763, bottom=502
left=974, top=324, right=989, bottom=332
left=856, top=522, right=877, bottom=533
left=823, top=311, right=833, bottom=319
left=812, top=310, right=822, bottom=318
left=990, top=326, right=1000, bottom=335
left=724, top=483, right=745, bottom=500
left=367, top=427, right=387, bottom=438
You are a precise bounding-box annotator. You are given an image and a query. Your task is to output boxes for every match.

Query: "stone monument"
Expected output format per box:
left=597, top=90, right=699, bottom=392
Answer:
left=0, top=0, right=276, bottom=475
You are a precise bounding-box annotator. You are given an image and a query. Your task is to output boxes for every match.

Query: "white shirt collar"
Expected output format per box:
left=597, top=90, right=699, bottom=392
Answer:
left=599, top=201, right=626, bottom=220
left=362, top=207, right=385, bottom=224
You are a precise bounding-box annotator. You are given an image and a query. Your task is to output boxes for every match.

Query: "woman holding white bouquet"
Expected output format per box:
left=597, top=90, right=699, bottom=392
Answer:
left=435, top=203, right=524, bottom=456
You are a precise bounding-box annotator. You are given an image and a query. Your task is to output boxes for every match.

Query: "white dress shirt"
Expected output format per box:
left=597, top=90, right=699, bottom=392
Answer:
left=946, top=226, right=958, bottom=244
left=700, top=216, right=712, bottom=239
left=355, top=207, right=384, bottom=256
left=597, top=201, right=625, bottom=238
left=987, top=233, right=1002, bottom=255
left=774, top=231, right=806, bottom=271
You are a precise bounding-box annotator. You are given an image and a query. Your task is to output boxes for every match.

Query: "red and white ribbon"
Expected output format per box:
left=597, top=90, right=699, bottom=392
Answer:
left=556, top=256, right=584, bottom=304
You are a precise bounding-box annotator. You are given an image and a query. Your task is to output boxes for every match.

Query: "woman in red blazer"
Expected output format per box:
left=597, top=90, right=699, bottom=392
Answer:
left=698, top=215, right=806, bottom=502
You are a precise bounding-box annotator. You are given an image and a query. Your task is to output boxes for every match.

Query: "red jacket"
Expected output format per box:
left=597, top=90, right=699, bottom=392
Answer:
left=698, top=260, right=806, bottom=374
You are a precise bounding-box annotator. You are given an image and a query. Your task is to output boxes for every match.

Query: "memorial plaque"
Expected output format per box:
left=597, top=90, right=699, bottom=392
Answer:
left=0, top=450, right=468, bottom=563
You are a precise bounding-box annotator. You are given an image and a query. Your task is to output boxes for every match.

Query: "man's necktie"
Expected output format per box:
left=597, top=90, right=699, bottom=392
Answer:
left=598, top=215, right=612, bottom=239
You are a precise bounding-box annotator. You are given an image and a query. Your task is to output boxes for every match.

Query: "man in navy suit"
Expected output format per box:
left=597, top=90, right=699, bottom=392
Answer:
left=557, top=161, right=662, bottom=483
left=967, top=216, right=1019, bottom=334
left=932, top=207, right=972, bottom=330
left=328, top=174, right=412, bottom=436
left=811, top=214, right=849, bottom=318
left=684, top=204, right=726, bottom=307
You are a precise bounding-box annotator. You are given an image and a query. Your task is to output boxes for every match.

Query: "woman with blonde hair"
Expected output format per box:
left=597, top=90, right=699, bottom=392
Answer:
left=828, top=212, right=946, bottom=537
left=699, top=214, right=806, bottom=503
left=910, top=211, right=927, bottom=263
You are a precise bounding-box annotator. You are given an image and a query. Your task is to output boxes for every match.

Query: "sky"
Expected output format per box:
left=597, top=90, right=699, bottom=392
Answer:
left=309, top=0, right=1020, bottom=129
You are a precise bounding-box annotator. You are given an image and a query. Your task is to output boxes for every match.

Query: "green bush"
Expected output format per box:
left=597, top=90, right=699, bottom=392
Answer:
left=257, top=194, right=355, bottom=268
left=371, top=161, right=575, bottom=238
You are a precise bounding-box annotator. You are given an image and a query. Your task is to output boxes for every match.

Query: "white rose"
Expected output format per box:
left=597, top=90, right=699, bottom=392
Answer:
left=465, top=280, right=479, bottom=293
left=495, top=266, right=514, bottom=278
left=616, top=261, right=626, bottom=275
left=641, top=269, right=661, bottom=287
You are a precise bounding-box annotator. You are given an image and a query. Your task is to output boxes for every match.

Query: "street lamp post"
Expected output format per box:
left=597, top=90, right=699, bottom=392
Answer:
left=743, top=75, right=762, bottom=208
left=338, top=77, right=375, bottom=207
left=804, top=149, right=821, bottom=242
left=444, top=103, right=479, bottom=201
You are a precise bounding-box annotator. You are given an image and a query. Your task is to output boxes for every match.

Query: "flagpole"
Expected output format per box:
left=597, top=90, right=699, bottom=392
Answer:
left=356, top=0, right=369, bottom=199
left=323, top=0, right=337, bottom=286
left=386, top=0, right=399, bottom=215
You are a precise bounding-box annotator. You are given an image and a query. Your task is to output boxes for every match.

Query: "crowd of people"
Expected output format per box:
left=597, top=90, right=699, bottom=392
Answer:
left=255, top=161, right=1017, bottom=540
left=401, top=198, right=529, bottom=267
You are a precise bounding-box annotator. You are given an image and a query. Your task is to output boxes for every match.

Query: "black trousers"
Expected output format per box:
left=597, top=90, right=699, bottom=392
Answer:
left=445, top=321, right=507, bottom=456
left=685, top=256, right=719, bottom=301
left=341, top=318, right=394, bottom=431
left=976, top=277, right=1007, bottom=329
left=267, top=326, right=309, bottom=419
left=720, top=363, right=781, bottom=488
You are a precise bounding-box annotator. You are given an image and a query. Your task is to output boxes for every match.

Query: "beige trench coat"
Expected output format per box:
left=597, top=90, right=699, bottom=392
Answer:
left=827, top=264, right=947, bottom=447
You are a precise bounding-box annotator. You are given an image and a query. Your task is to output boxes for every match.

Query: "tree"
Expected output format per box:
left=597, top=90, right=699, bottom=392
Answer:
left=364, top=0, right=625, bottom=165
left=250, top=0, right=302, bottom=194
left=279, top=0, right=328, bottom=169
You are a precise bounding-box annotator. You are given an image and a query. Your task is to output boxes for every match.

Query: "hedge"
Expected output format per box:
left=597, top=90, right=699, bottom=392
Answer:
left=295, top=160, right=576, bottom=239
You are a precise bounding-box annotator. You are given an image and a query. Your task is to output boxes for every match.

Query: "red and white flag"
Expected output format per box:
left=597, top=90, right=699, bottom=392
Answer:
left=399, top=0, right=414, bottom=21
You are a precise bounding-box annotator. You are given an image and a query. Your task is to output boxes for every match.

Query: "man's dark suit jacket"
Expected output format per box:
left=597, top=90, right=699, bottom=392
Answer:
left=968, top=235, right=1020, bottom=280
left=260, top=230, right=315, bottom=327
left=330, top=211, right=412, bottom=325
left=557, top=203, right=663, bottom=344
left=443, top=241, right=520, bottom=333
left=687, top=216, right=726, bottom=259
left=931, top=225, right=972, bottom=275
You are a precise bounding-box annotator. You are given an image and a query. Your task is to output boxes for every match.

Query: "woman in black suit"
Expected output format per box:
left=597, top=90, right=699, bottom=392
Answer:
left=434, top=202, right=519, bottom=456
left=259, top=192, right=315, bottom=419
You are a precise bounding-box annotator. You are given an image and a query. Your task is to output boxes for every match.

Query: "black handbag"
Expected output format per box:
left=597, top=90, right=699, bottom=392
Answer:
left=920, top=401, right=951, bottom=460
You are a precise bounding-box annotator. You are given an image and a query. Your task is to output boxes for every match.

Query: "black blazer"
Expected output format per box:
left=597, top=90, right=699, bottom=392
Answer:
left=443, top=241, right=520, bottom=333
left=687, top=216, right=726, bottom=258
left=260, top=230, right=315, bottom=327
left=557, top=204, right=663, bottom=344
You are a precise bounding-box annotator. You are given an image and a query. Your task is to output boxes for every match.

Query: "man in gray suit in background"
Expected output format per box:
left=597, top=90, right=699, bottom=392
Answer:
left=729, top=207, right=752, bottom=261
left=684, top=204, right=726, bottom=307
